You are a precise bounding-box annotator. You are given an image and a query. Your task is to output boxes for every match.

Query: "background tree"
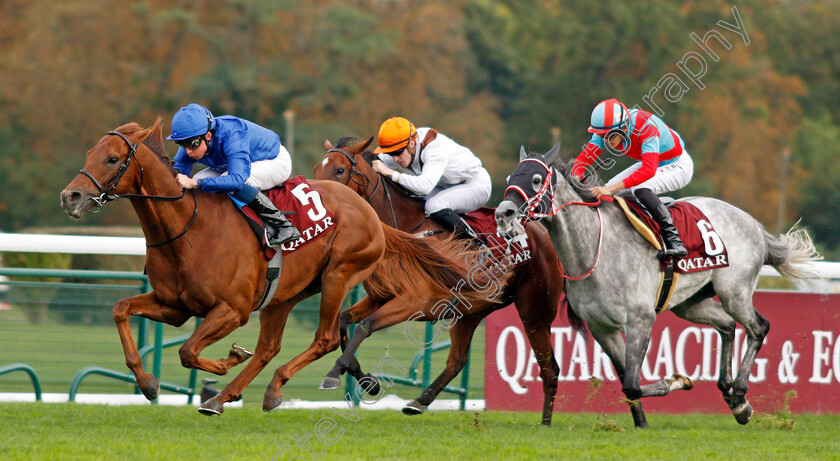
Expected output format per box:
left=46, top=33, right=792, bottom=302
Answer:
left=0, top=0, right=836, bottom=257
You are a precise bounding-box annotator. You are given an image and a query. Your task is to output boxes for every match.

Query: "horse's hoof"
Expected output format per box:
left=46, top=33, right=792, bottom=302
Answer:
left=732, top=401, right=753, bottom=425
left=198, top=397, right=224, bottom=416
left=359, top=375, right=381, bottom=396
left=320, top=376, right=341, bottom=390
left=402, top=400, right=424, bottom=416
left=139, top=375, right=160, bottom=401
left=263, top=392, right=285, bottom=412
left=230, top=344, right=254, bottom=362
left=669, top=373, right=694, bottom=391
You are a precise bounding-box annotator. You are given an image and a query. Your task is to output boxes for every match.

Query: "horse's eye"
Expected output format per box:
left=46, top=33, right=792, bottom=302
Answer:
left=108, top=156, right=119, bottom=165
left=531, top=174, right=543, bottom=192
left=336, top=168, right=345, bottom=175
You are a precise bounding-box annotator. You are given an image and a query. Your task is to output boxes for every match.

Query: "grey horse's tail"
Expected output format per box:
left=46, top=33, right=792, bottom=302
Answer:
left=764, top=221, right=822, bottom=281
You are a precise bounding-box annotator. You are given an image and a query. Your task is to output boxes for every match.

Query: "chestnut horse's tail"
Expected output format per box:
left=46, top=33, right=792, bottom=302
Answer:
left=364, top=225, right=504, bottom=306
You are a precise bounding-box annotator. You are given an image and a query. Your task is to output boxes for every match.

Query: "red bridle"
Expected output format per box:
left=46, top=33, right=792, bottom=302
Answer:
left=503, top=158, right=604, bottom=280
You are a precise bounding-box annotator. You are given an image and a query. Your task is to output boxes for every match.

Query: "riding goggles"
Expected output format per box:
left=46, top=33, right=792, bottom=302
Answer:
left=175, top=136, right=204, bottom=150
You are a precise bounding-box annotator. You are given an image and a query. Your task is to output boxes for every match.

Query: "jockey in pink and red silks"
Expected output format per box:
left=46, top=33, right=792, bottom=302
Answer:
left=571, top=98, right=694, bottom=259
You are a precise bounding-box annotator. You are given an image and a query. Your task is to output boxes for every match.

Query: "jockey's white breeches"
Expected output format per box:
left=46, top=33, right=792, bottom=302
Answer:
left=194, top=146, right=293, bottom=191
left=424, top=168, right=492, bottom=214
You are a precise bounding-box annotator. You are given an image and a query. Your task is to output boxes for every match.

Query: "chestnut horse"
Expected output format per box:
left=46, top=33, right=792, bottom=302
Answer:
left=314, top=136, right=577, bottom=425
left=59, top=120, right=476, bottom=416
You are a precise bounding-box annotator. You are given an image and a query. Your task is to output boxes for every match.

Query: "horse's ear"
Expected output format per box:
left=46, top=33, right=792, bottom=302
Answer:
left=361, top=136, right=374, bottom=153
left=324, top=139, right=334, bottom=150
left=519, top=145, right=527, bottom=162
left=141, top=117, right=166, bottom=156
left=543, top=141, right=561, bottom=165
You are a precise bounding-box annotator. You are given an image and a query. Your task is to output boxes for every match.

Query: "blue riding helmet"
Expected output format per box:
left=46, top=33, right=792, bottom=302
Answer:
left=166, top=103, right=217, bottom=141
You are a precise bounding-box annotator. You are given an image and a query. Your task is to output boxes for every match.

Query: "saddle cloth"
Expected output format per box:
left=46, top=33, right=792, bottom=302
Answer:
left=463, top=207, right=533, bottom=269
left=613, top=196, right=730, bottom=274
left=233, top=176, right=337, bottom=259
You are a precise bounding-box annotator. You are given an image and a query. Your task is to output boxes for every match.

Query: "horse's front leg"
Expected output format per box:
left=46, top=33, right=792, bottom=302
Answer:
left=403, top=312, right=484, bottom=417
left=112, top=292, right=192, bottom=400
left=670, top=297, right=737, bottom=412
left=624, top=313, right=696, bottom=428
left=321, top=296, right=382, bottom=390
left=589, top=327, right=649, bottom=428
left=516, top=313, right=559, bottom=426
left=339, top=296, right=380, bottom=352
left=198, top=296, right=302, bottom=416
left=176, top=300, right=252, bottom=375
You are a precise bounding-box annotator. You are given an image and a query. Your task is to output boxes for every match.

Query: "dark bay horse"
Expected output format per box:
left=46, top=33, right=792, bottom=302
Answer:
left=495, top=143, right=821, bottom=428
left=314, top=136, right=575, bottom=425
left=59, top=120, right=475, bottom=416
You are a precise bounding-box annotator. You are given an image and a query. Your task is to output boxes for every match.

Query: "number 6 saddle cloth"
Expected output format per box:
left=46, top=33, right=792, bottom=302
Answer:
left=612, top=196, right=730, bottom=274
left=609, top=195, right=730, bottom=314
left=232, top=175, right=337, bottom=259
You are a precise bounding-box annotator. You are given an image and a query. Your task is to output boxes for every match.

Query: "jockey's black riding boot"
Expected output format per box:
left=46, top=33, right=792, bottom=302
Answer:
left=429, top=208, right=478, bottom=240
left=634, top=188, right=688, bottom=260
left=248, top=192, right=300, bottom=247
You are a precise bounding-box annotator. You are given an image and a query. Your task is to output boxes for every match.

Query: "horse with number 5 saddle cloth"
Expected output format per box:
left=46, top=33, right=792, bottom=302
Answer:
left=495, top=142, right=821, bottom=429
left=59, top=118, right=494, bottom=417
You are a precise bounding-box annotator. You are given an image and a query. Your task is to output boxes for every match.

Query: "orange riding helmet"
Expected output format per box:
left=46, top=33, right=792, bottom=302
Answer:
left=374, top=117, right=417, bottom=154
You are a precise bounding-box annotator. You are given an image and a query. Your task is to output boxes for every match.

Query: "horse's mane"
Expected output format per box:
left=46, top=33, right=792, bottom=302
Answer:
left=114, top=118, right=177, bottom=176
left=551, top=157, right=602, bottom=204
left=334, top=135, right=359, bottom=150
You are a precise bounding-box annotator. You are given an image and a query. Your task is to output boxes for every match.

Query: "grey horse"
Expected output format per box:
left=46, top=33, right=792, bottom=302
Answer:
left=495, top=143, right=821, bottom=428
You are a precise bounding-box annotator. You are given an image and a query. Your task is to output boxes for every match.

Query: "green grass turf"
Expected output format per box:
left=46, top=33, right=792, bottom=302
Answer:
left=0, top=301, right=485, bottom=403
left=1, top=403, right=839, bottom=460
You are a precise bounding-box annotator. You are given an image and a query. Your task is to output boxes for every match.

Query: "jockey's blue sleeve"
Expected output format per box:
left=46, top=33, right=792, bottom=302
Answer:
left=198, top=132, right=252, bottom=193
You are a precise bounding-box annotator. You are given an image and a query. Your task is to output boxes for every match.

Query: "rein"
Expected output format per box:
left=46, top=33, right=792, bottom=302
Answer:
left=78, top=131, right=198, bottom=247
left=376, top=174, right=429, bottom=232
left=505, top=158, right=604, bottom=280
left=324, top=147, right=429, bottom=233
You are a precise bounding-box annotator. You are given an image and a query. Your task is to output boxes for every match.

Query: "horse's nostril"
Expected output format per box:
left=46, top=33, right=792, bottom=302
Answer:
left=61, top=191, right=80, bottom=205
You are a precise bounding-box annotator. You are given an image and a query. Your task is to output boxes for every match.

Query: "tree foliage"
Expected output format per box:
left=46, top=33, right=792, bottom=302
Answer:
left=0, top=0, right=836, bottom=255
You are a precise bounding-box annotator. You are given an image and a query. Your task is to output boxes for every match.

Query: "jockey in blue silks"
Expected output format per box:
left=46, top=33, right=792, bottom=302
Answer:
left=167, top=103, right=300, bottom=247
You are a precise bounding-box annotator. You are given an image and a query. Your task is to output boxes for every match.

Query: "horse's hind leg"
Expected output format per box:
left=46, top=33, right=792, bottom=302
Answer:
left=589, top=327, right=649, bottom=429
left=403, top=313, right=484, bottom=417
left=264, top=274, right=363, bottom=411
left=720, top=295, right=770, bottom=424
left=112, top=292, right=192, bottom=401
left=670, top=296, right=737, bottom=414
